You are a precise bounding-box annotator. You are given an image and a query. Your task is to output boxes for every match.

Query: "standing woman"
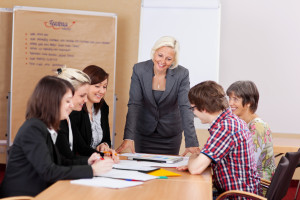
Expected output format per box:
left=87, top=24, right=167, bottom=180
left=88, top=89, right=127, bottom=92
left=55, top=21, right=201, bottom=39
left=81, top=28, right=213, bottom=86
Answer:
left=0, top=76, right=114, bottom=197
left=226, top=80, right=276, bottom=181
left=117, top=36, right=199, bottom=155
left=70, top=65, right=112, bottom=154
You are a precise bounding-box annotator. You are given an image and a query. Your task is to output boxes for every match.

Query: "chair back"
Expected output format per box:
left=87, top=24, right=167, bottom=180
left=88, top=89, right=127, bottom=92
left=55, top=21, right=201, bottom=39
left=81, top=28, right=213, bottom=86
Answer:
left=265, top=156, right=289, bottom=200
left=281, top=149, right=300, bottom=197
left=266, top=148, right=300, bottom=200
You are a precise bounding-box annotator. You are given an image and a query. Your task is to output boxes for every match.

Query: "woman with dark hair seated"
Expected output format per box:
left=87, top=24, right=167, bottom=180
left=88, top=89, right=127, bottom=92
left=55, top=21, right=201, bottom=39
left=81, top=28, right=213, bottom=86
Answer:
left=0, top=76, right=115, bottom=197
left=226, top=80, right=276, bottom=181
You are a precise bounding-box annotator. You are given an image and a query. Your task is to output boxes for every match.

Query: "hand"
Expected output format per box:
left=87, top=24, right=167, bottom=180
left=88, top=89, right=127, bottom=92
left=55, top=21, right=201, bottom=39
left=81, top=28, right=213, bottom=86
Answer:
left=102, top=149, right=120, bottom=164
left=116, top=140, right=135, bottom=153
left=97, top=143, right=110, bottom=152
left=88, top=153, right=102, bottom=165
left=181, top=147, right=201, bottom=156
left=176, top=165, right=188, bottom=171
left=91, top=157, right=114, bottom=176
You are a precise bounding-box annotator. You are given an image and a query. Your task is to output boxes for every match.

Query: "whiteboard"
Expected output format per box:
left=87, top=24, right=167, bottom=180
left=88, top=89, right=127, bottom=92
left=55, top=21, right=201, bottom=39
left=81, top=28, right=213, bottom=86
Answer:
left=138, top=0, right=220, bottom=129
left=138, top=0, right=220, bottom=88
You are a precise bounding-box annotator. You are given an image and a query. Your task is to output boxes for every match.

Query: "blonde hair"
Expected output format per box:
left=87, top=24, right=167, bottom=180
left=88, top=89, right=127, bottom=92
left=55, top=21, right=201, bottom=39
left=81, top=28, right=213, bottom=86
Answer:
left=56, top=66, right=91, bottom=90
left=150, top=36, right=180, bottom=69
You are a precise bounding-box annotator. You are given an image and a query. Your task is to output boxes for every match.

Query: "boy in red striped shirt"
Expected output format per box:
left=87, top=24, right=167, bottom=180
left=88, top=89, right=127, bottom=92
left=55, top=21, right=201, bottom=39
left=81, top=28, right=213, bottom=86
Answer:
left=177, top=81, right=260, bottom=198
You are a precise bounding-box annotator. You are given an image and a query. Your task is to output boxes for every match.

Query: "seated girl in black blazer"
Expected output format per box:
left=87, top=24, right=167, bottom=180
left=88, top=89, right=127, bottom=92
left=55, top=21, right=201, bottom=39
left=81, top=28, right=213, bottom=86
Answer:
left=56, top=67, right=99, bottom=158
left=70, top=65, right=112, bottom=155
left=0, top=76, right=115, bottom=197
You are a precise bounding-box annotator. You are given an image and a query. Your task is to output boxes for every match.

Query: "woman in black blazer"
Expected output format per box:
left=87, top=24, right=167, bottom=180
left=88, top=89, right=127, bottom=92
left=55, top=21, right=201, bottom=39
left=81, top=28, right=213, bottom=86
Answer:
left=0, top=76, right=114, bottom=197
left=70, top=100, right=111, bottom=156
left=69, top=65, right=112, bottom=155
left=55, top=67, right=98, bottom=158
left=117, top=36, right=200, bottom=155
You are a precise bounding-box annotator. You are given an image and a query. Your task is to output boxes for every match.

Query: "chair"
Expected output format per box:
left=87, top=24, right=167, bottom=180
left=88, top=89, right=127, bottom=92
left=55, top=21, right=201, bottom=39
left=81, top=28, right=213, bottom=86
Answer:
left=216, top=148, right=300, bottom=200
left=294, top=155, right=300, bottom=200
left=0, top=196, right=33, bottom=200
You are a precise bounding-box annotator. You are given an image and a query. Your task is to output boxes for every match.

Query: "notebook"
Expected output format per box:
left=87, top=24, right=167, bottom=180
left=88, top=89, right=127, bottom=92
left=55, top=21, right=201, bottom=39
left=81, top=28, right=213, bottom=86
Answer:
left=127, top=153, right=184, bottom=164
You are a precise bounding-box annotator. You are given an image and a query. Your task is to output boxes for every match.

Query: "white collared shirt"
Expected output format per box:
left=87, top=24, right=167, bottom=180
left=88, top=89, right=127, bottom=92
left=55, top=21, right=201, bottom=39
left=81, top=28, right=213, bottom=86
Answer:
left=67, top=117, right=73, bottom=151
left=48, top=128, right=58, bottom=144
left=89, top=106, right=103, bottom=149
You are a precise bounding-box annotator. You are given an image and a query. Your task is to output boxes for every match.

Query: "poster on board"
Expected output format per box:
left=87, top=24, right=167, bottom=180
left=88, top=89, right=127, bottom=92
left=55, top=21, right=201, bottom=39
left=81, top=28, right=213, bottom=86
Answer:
left=10, top=6, right=117, bottom=143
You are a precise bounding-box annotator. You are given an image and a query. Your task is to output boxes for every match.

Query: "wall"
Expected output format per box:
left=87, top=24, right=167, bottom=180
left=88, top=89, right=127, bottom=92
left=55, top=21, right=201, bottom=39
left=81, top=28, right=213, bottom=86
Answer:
left=0, top=0, right=141, bottom=158
left=219, top=0, right=300, bottom=134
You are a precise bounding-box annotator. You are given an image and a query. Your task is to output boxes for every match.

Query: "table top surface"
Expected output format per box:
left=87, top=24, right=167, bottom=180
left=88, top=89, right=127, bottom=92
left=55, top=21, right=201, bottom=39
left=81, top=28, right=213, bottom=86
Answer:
left=34, top=167, right=212, bottom=200
left=273, top=137, right=300, bottom=153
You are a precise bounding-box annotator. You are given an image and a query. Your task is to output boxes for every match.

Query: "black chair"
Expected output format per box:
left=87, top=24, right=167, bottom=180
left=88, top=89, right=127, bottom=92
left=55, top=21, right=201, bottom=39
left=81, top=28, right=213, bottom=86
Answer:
left=294, top=155, right=300, bottom=200
left=216, top=149, right=300, bottom=200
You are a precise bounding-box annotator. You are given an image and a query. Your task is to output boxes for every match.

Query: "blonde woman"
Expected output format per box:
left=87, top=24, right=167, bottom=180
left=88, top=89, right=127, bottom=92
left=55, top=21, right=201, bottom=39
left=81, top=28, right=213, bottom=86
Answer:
left=117, top=36, right=199, bottom=155
left=56, top=67, right=116, bottom=159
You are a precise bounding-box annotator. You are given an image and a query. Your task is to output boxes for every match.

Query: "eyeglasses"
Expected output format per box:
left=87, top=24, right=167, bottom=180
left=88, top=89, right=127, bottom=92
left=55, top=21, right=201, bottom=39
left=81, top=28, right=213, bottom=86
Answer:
left=189, top=106, right=196, bottom=111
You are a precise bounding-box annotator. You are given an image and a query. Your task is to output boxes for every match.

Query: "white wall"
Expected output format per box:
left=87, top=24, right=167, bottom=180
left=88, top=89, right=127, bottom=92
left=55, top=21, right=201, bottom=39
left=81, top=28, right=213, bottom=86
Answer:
left=138, top=0, right=220, bottom=88
left=219, top=0, right=300, bottom=134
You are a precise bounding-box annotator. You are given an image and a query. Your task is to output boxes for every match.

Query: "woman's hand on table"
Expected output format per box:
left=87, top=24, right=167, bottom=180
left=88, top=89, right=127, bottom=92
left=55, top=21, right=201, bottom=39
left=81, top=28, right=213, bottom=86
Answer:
left=181, top=147, right=201, bottom=156
left=116, top=140, right=135, bottom=154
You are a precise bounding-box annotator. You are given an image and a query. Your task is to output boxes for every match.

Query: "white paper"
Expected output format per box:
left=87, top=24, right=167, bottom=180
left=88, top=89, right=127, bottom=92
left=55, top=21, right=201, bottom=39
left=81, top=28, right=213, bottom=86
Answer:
left=113, top=160, right=159, bottom=172
left=71, top=177, right=143, bottom=188
left=120, top=153, right=189, bottom=167
left=100, top=169, right=157, bottom=181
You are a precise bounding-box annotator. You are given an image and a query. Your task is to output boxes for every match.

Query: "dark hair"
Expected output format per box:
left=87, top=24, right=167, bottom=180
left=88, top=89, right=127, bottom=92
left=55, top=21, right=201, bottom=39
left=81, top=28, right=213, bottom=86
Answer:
left=189, top=81, right=228, bottom=113
left=226, top=81, right=259, bottom=113
left=26, top=76, right=74, bottom=130
left=83, top=65, right=109, bottom=114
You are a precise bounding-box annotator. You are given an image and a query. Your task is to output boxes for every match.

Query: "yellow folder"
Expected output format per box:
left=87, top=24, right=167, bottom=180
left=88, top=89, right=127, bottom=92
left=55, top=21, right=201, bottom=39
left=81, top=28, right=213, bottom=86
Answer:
left=148, top=168, right=181, bottom=177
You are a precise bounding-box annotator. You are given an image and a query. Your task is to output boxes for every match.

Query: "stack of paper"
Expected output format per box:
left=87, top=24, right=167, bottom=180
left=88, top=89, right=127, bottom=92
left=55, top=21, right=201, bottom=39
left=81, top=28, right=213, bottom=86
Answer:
left=71, top=177, right=143, bottom=189
left=100, top=169, right=157, bottom=181
left=113, top=160, right=159, bottom=172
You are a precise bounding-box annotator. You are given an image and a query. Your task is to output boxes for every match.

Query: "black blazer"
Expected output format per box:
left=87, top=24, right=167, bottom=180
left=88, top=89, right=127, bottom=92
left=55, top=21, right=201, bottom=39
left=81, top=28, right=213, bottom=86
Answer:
left=0, top=118, right=93, bottom=198
left=124, top=60, right=199, bottom=147
left=56, top=119, right=92, bottom=159
left=69, top=100, right=111, bottom=156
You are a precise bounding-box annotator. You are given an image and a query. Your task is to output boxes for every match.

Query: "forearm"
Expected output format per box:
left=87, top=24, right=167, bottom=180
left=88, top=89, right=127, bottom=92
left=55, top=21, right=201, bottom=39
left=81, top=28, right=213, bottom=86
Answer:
left=188, top=153, right=211, bottom=175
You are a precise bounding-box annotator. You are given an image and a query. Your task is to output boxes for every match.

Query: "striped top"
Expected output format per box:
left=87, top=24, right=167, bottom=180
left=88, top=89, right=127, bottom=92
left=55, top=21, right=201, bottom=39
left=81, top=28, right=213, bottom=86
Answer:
left=202, top=108, right=260, bottom=195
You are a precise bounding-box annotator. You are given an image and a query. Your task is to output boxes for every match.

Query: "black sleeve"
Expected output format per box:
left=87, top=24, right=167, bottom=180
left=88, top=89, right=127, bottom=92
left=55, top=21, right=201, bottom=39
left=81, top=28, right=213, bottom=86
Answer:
left=70, top=111, right=98, bottom=156
left=20, top=120, right=93, bottom=183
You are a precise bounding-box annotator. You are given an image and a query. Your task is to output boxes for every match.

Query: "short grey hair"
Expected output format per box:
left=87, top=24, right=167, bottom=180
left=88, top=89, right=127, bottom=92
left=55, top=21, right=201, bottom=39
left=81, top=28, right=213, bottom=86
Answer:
left=150, top=36, right=179, bottom=69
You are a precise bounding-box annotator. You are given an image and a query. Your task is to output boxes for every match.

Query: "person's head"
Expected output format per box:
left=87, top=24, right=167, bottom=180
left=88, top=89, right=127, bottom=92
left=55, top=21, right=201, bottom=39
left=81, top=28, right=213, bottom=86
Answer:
left=83, top=65, right=109, bottom=113
left=188, top=81, right=228, bottom=123
left=226, top=80, right=259, bottom=117
left=26, top=76, right=74, bottom=130
left=151, top=36, right=179, bottom=72
left=57, top=67, right=91, bottom=111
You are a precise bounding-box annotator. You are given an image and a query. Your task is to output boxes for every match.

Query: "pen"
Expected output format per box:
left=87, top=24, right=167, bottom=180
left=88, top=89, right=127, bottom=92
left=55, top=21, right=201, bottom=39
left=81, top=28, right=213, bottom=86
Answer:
left=100, top=151, right=118, bottom=156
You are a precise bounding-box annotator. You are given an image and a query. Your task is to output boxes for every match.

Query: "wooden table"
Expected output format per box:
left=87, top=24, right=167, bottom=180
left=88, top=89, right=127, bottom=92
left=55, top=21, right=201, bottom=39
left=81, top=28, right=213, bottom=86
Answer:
left=34, top=167, right=212, bottom=200
left=273, top=137, right=300, bottom=153
left=273, top=137, right=300, bottom=180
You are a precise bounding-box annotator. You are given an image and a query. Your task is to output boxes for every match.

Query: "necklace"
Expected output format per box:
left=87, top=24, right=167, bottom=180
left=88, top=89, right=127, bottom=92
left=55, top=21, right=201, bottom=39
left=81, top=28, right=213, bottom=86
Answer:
left=154, top=74, right=165, bottom=89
